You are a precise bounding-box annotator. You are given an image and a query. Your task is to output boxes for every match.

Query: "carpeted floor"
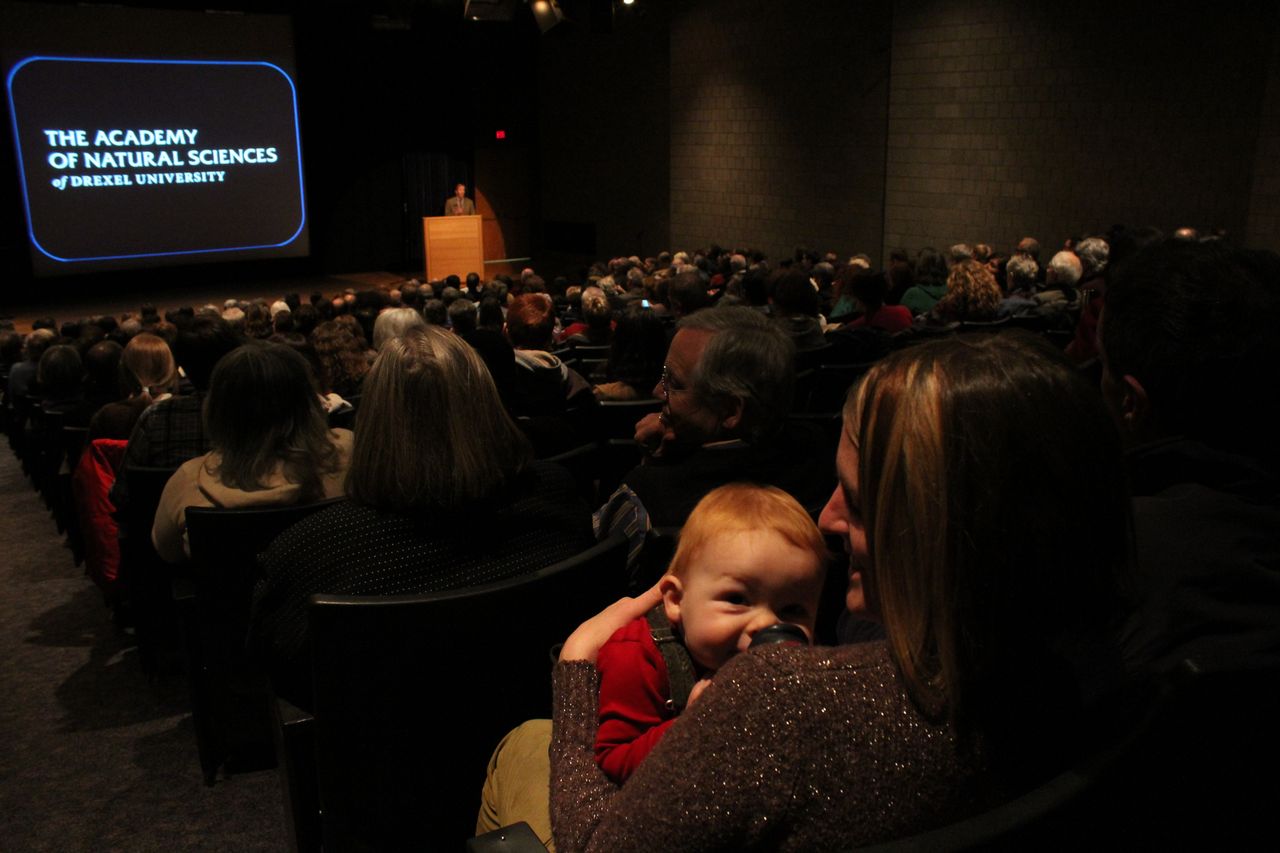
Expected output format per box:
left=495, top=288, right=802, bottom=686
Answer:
left=0, top=446, right=287, bottom=851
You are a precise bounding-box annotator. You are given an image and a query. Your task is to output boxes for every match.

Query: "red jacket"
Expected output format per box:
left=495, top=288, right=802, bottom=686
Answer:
left=72, top=438, right=127, bottom=589
left=595, top=615, right=677, bottom=784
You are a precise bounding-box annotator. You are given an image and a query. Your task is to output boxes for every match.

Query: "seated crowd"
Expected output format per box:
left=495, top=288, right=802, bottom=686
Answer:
left=1, top=222, right=1277, bottom=849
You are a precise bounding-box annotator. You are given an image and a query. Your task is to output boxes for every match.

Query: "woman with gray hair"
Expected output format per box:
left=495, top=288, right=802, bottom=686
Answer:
left=371, top=306, right=428, bottom=351
left=250, top=325, right=594, bottom=708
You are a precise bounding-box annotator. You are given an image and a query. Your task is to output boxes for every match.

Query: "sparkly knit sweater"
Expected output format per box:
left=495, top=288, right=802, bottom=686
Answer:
left=550, top=641, right=990, bottom=852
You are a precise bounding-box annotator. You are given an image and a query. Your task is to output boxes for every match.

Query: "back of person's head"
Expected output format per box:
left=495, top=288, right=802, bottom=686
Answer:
left=244, top=302, right=273, bottom=340
left=771, top=269, right=820, bottom=317
left=290, top=303, right=317, bottom=339
left=1101, top=239, right=1280, bottom=459
left=477, top=296, right=505, bottom=330
left=372, top=307, right=427, bottom=351
left=23, top=328, right=57, bottom=363
left=939, top=259, right=1001, bottom=320
left=465, top=272, right=481, bottom=291
left=309, top=320, right=369, bottom=394
left=348, top=326, right=531, bottom=513
left=739, top=267, right=770, bottom=307
left=580, top=286, right=611, bottom=329
left=667, top=483, right=827, bottom=580
left=1075, top=237, right=1109, bottom=279
left=1016, top=236, right=1042, bottom=262
left=175, top=316, right=241, bottom=392
left=1005, top=254, right=1039, bottom=292
left=607, top=304, right=668, bottom=391
left=848, top=268, right=890, bottom=310
left=37, top=344, right=83, bottom=397
left=421, top=298, right=446, bottom=327
left=949, top=243, right=974, bottom=264
left=913, top=247, right=948, bottom=290
left=0, top=330, right=22, bottom=366
left=668, top=271, right=711, bottom=317
left=204, top=341, right=337, bottom=500
left=846, top=332, right=1129, bottom=740
left=506, top=293, right=556, bottom=350
left=447, top=298, right=477, bottom=334
left=84, top=340, right=123, bottom=394
left=678, top=306, right=796, bottom=444
left=1047, top=251, right=1083, bottom=287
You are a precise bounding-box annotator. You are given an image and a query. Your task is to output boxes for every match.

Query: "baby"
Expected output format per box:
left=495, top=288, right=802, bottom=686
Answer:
left=594, top=483, right=829, bottom=784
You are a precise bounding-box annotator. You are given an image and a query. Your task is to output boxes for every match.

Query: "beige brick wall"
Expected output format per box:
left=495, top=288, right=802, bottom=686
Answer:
left=668, top=1, right=892, bottom=262
left=884, top=0, right=1275, bottom=256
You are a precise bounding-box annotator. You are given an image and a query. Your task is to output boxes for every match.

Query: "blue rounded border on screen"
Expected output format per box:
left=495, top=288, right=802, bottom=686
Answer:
left=6, top=55, right=307, bottom=263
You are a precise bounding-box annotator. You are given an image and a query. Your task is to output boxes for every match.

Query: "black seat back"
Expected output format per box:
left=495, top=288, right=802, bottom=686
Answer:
left=120, top=465, right=180, bottom=674
left=184, top=498, right=345, bottom=782
left=307, top=534, right=629, bottom=850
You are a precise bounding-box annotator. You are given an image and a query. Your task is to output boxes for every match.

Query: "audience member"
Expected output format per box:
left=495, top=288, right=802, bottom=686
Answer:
left=616, top=307, right=833, bottom=529
left=769, top=269, right=827, bottom=351
left=505, top=293, right=592, bottom=417
left=841, top=268, right=913, bottom=333
left=593, top=304, right=667, bottom=402
left=1099, top=239, right=1280, bottom=673
left=250, top=326, right=595, bottom=707
left=89, top=333, right=178, bottom=441
left=310, top=320, right=369, bottom=399
left=900, top=247, right=949, bottom=315
left=151, top=342, right=353, bottom=563
left=518, top=332, right=1132, bottom=850
left=372, top=307, right=427, bottom=351
left=560, top=287, right=612, bottom=346
left=115, top=317, right=241, bottom=510
left=931, top=258, right=1002, bottom=322
left=1065, top=236, right=1110, bottom=363
left=594, top=484, right=827, bottom=785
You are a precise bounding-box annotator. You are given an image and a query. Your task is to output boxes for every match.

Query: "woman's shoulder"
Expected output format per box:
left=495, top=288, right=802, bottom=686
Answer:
left=722, top=641, right=898, bottom=687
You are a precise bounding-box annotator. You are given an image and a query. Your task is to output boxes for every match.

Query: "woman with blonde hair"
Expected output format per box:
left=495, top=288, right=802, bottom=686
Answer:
left=87, top=332, right=179, bottom=440
left=505, top=331, right=1133, bottom=850
left=250, top=325, right=594, bottom=707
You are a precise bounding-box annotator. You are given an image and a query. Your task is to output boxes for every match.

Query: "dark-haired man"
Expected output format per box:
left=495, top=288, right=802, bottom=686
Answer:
left=444, top=182, right=476, bottom=216
left=1099, top=239, right=1280, bottom=675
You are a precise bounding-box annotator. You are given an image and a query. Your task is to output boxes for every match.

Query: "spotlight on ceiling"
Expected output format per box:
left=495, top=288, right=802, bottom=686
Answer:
left=530, top=0, right=565, bottom=34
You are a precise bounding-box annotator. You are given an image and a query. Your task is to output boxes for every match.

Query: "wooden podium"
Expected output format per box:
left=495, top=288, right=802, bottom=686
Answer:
left=423, top=215, right=483, bottom=282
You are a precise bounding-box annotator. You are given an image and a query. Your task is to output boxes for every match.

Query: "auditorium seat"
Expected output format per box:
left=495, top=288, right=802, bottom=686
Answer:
left=275, top=533, right=630, bottom=850
left=181, top=498, right=345, bottom=785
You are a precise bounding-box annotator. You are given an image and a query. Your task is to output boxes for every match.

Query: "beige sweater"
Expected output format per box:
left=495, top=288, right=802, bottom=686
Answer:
left=151, top=429, right=353, bottom=563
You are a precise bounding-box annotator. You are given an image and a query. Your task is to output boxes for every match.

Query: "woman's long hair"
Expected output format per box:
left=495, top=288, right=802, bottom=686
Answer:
left=346, top=326, right=532, bottom=514
left=847, top=332, right=1131, bottom=752
left=203, top=342, right=341, bottom=502
left=118, top=333, right=177, bottom=402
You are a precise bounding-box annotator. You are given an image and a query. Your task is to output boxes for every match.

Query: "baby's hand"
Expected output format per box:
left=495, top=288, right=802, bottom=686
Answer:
left=687, top=677, right=714, bottom=707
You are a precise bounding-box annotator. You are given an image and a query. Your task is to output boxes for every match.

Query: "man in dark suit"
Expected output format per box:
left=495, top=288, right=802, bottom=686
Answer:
left=444, top=182, right=476, bottom=216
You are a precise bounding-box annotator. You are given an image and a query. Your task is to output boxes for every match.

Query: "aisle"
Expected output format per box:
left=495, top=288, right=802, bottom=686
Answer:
left=0, top=448, right=286, bottom=852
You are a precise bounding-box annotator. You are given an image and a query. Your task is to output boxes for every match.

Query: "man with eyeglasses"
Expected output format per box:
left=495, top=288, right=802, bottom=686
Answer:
left=609, top=306, right=834, bottom=530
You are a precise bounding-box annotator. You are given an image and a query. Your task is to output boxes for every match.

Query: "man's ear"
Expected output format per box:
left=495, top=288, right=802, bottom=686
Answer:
left=1120, top=374, right=1151, bottom=434
left=659, top=574, right=684, bottom=627
left=720, top=396, right=746, bottom=433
